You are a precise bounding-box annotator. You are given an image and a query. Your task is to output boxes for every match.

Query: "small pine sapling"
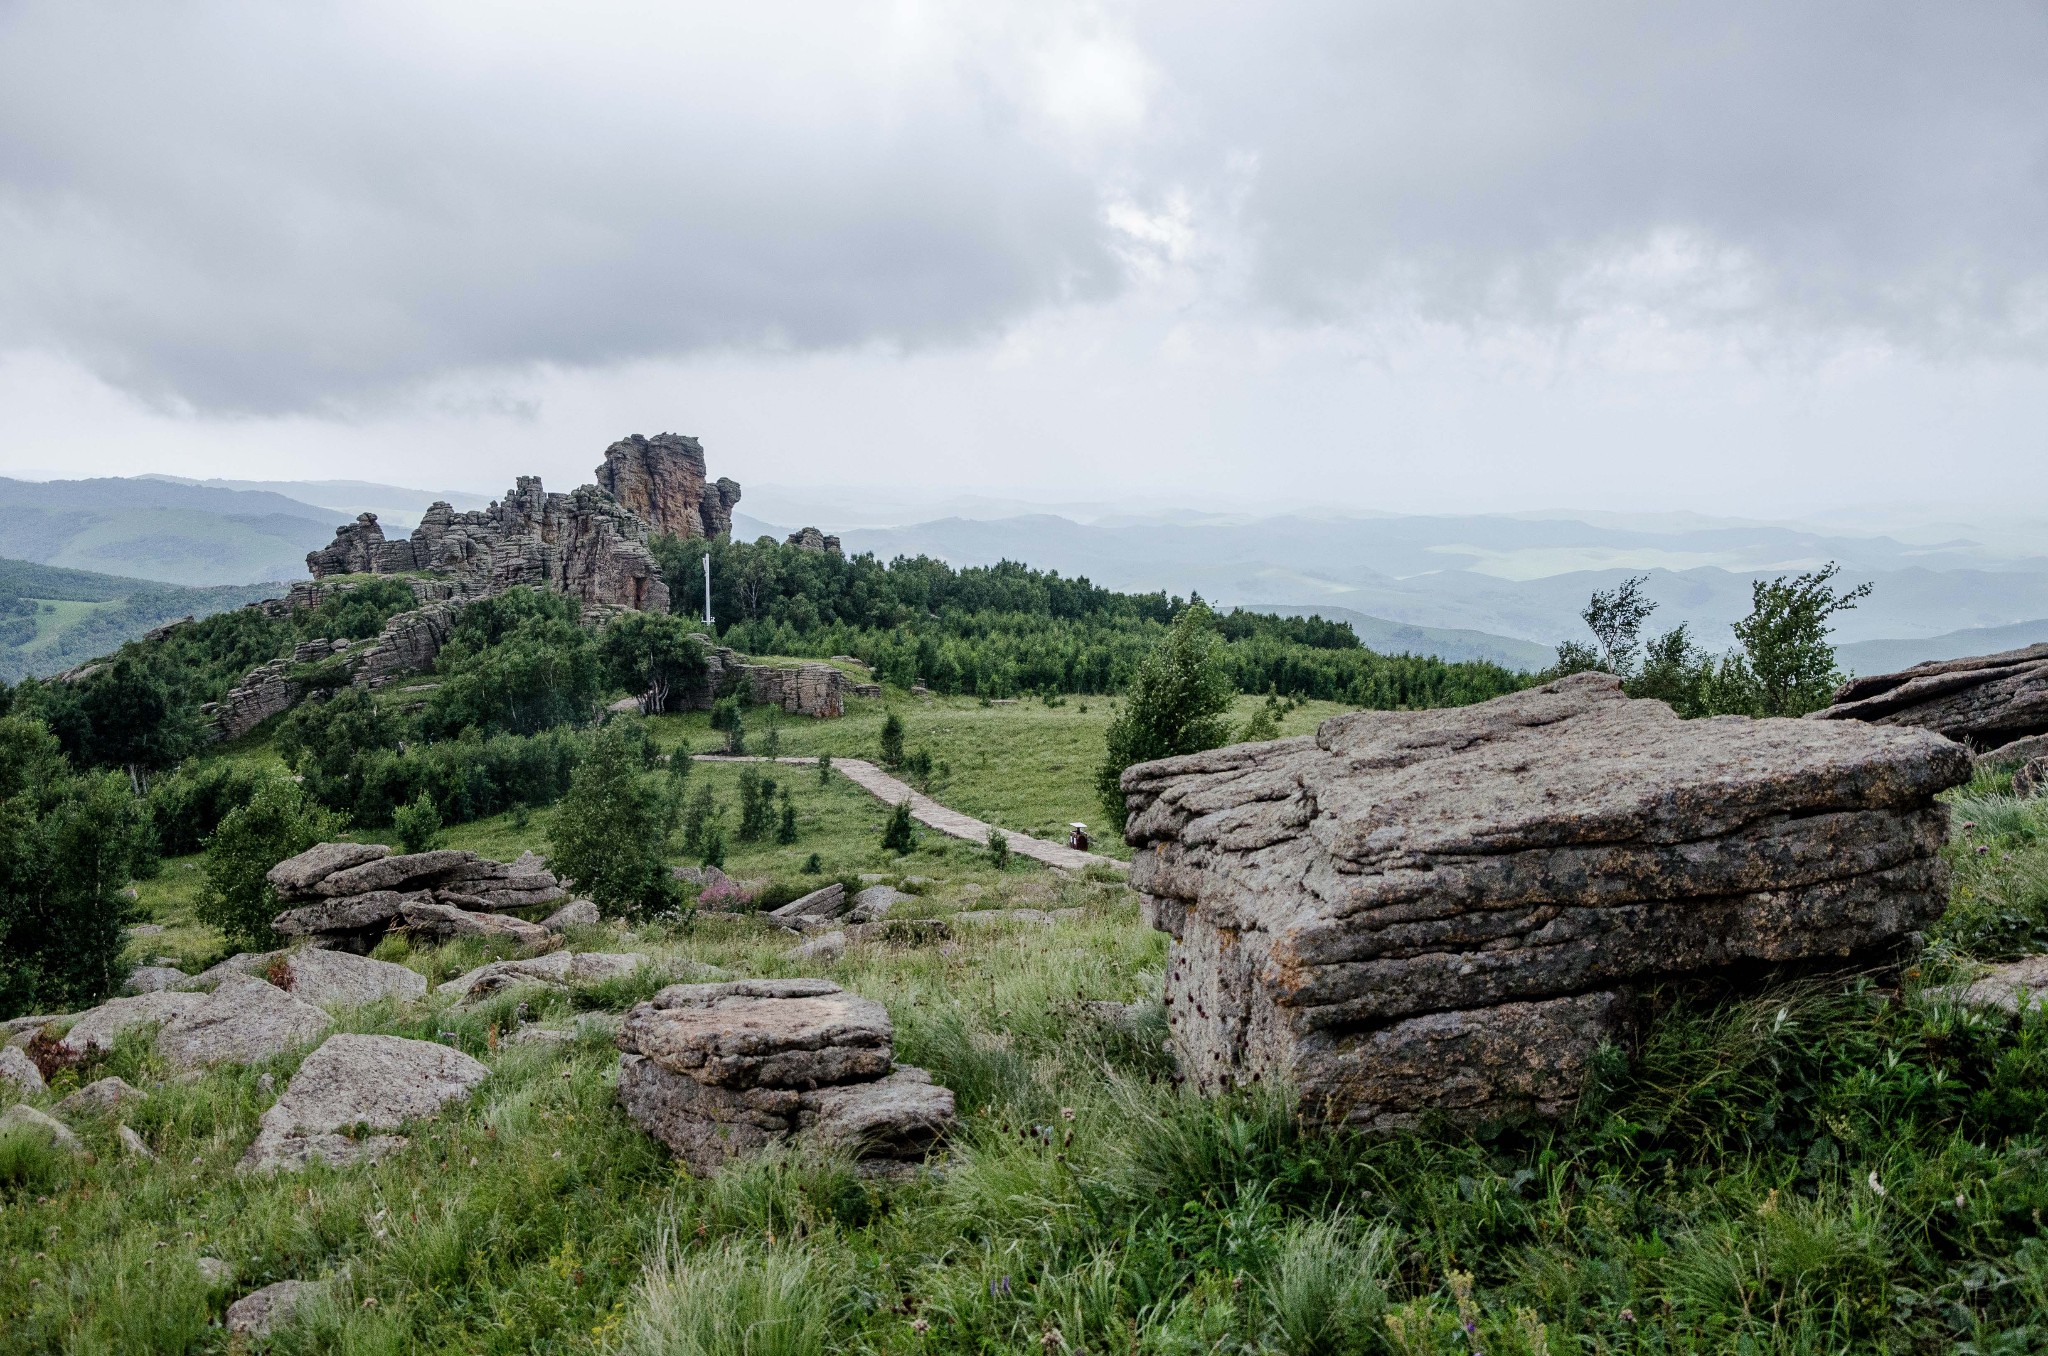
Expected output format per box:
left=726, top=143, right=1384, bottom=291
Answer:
left=879, top=711, right=905, bottom=768
left=776, top=789, right=798, bottom=844
left=881, top=800, right=915, bottom=855
left=986, top=825, right=1010, bottom=870
left=392, top=791, right=444, bottom=853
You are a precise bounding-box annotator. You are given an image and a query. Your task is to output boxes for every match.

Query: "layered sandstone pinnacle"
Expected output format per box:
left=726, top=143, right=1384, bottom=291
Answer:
left=1808, top=642, right=2048, bottom=751
left=596, top=432, right=740, bottom=539
left=1121, top=672, right=1972, bottom=1131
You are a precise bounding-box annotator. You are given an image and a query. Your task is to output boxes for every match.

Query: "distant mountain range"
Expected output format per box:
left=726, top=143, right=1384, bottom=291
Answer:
left=6, top=473, right=2044, bottom=676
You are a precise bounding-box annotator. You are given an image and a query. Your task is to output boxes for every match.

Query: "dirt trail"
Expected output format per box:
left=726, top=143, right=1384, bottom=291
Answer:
left=692, top=755, right=1126, bottom=872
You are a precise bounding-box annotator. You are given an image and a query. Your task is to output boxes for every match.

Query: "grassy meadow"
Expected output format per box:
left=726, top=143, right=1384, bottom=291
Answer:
left=7, top=717, right=2048, bottom=1352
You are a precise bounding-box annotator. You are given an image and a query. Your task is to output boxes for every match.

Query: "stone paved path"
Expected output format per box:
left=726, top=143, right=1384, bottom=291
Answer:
left=692, top=755, right=1126, bottom=872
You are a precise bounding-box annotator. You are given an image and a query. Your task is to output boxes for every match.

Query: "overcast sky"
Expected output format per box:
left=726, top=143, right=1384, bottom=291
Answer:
left=2, top=2, right=2045, bottom=518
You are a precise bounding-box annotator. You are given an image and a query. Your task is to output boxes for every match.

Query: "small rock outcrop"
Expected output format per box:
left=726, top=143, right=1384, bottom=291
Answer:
left=542, top=899, right=600, bottom=932
left=0, top=1043, right=46, bottom=1095
left=784, top=526, right=842, bottom=555
left=56, top=1077, right=142, bottom=1116
left=1810, top=642, right=2048, bottom=749
left=267, top=844, right=565, bottom=950
left=1122, top=672, right=1973, bottom=1131
left=615, top=978, right=954, bottom=1176
left=435, top=950, right=647, bottom=1001
left=225, top=1279, right=323, bottom=1336
left=767, top=883, right=847, bottom=930
left=595, top=432, right=741, bottom=539
left=0, top=1104, right=83, bottom=1155
left=242, top=1033, right=489, bottom=1172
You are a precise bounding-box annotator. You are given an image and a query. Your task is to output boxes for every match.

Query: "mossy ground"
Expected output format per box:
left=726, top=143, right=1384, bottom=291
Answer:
left=8, top=742, right=2048, bottom=1353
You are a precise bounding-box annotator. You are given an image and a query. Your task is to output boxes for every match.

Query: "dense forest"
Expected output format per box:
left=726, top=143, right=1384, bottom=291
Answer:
left=658, top=534, right=1526, bottom=708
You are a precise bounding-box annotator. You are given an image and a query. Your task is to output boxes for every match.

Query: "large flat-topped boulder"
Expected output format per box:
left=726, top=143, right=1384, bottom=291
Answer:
left=1808, top=642, right=2048, bottom=749
left=1122, top=672, right=1972, bottom=1130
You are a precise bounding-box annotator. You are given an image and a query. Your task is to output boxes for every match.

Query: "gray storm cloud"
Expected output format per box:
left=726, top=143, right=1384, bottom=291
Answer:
left=2, top=1, right=2046, bottom=414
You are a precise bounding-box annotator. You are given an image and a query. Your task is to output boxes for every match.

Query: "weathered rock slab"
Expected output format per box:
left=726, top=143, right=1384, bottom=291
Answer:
left=126, top=965, right=189, bottom=994
left=436, top=950, right=647, bottom=1000
left=155, top=975, right=332, bottom=1069
left=58, top=989, right=207, bottom=1056
left=1123, top=672, right=1972, bottom=1129
left=398, top=900, right=553, bottom=948
left=615, top=977, right=951, bottom=1175
left=242, top=1033, right=488, bottom=1172
left=56, top=1077, right=143, bottom=1117
left=279, top=948, right=428, bottom=1008
left=1945, top=954, right=2048, bottom=1015
left=542, top=899, right=600, bottom=931
left=268, top=842, right=389, bottom=895
left=768, top=883, right=846, bottom=926
left=1810, top=642, right=2048, bottom=748
left=272, top=891, right=414, bottom=942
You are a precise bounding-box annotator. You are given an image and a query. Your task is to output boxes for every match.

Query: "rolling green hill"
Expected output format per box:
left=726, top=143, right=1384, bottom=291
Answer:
left=0, top=557, right=284, bottom=683
left=0, top=476, right=337, bottom=586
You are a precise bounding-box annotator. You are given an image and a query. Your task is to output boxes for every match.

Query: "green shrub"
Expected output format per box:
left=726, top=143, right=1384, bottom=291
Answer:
left=547, top=724, right=680, bottom=918
left=986, top=825, right=1010, bottom=870
left=775, top=790, right=797, bottom=846
left=0, top=716, right=151, bottom=1019
left=881, top=801, right=915, bottom=855
left=1095, top=602, right=1235, bottom=830
left=196, top=775, right=337, bottom=947
left=146, top=757, right=264, bottom=856
left=879, top=711, right=904, bottom=768
left=392, top=791, right=445, bottom=853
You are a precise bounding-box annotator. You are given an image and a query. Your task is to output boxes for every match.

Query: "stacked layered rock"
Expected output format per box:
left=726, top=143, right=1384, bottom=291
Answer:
left=595, top=432, right=740, bottom=539
left=1809, top=643, right=2048, bottom=755
left=1121, top=672, right=1972, bottom=1131
left=308, top=479, right=670, bottom=613
left=268, top=843, right=566, bottom=950
left=615, top=979, right=954, bottom=1176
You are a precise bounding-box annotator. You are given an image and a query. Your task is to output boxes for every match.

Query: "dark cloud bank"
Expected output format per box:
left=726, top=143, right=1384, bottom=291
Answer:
left=2, top=2, right=2045, bottom=413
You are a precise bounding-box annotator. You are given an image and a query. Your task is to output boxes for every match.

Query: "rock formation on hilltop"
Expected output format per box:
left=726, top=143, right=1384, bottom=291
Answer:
left=1121, top=672, right=1971, bottom=1132
left=596, top=432, right=741, bottom=539
left=307, top=478, right=670, bottom=613
left=1807, top=642, right=2048, bottom=754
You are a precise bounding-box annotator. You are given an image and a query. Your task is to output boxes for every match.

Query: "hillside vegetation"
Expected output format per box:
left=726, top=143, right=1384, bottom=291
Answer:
left=5, top=535, right=2047, bottom=1352
left=0, top=559, right=284, bottom=685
